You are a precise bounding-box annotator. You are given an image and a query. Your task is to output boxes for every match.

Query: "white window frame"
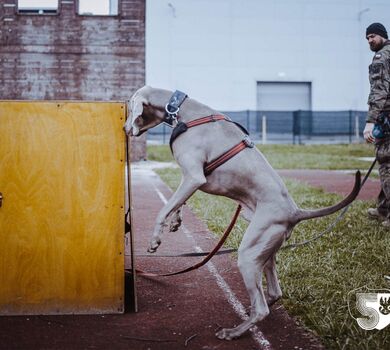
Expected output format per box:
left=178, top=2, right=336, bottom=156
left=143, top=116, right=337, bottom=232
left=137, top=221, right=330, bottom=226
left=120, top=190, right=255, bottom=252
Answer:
left=17, top=0, right=59, bottom=15
left=77, top=0, right=119, bottom=17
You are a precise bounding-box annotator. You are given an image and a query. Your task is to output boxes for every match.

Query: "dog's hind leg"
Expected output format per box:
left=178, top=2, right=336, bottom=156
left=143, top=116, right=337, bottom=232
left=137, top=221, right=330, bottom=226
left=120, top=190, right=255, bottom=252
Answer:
left=264, top=254, right=282, bottom=306
left=216, top=209, right=286, bottom=340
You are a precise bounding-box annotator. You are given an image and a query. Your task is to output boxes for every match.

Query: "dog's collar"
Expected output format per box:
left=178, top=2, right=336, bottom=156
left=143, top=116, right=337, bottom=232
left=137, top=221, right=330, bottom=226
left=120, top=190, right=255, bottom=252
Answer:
left=164, top=90, right=188, bottom=127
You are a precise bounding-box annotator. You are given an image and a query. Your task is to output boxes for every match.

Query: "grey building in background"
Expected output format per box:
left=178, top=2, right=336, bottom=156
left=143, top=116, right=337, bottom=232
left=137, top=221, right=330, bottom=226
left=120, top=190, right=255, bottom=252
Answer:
left=146, top=0, right=390, bottom=112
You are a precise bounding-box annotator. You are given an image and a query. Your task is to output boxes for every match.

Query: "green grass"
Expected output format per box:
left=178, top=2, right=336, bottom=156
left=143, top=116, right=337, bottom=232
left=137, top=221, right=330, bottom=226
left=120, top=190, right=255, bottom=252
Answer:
left=155, top=167, right=390, bottom=350
left=147, top=143, right=376, bottom=170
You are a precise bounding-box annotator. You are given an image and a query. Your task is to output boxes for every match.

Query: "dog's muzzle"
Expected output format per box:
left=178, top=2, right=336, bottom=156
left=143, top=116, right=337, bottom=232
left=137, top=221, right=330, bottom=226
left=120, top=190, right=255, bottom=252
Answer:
left=124, top=122, right=139, bottom=136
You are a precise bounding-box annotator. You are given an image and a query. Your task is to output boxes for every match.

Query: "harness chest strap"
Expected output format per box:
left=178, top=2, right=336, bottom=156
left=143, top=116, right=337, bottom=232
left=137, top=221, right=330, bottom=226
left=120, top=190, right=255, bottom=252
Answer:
left=170, top=114, right=254, bottom=176
left=186, top=115, right=255, bottom=175
left=187, top=115, right=255, bottom=175
left=186, top=114, right=227, bottom=127
left=169, top=115, right=229, bottom=151
left=204, top=137, right=254, bottom=176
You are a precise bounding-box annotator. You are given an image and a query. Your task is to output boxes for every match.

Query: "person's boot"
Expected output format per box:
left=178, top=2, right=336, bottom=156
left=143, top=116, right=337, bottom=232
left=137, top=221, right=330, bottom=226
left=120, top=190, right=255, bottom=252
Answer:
left=367, top=208, right=384, bottom=220
left=382, top=219, right=390, bottom=228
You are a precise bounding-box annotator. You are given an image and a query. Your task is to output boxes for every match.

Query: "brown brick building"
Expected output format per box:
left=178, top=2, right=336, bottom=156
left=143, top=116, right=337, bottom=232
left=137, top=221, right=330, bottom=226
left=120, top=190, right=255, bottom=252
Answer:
left=0, top=0, right=146, bottom=160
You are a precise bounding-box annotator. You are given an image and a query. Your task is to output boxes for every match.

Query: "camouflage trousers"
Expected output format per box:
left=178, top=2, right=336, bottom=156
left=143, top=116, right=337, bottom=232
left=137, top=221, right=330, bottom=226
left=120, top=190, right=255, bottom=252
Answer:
left=376, top=139, right=390, bottom=218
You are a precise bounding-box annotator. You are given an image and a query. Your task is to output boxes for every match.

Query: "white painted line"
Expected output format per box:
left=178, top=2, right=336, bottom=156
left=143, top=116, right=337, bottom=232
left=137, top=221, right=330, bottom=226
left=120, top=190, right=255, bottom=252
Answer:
left=152, top=183, right=272, bottom=350
left=154, top=185, right=168, bottom=205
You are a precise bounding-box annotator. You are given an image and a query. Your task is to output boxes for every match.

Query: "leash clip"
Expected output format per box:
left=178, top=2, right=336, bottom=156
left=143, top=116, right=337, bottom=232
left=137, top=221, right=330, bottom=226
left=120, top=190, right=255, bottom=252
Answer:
left=164, top=104, right=179, bottom=128
left=165, top=104, right=179, bottom=116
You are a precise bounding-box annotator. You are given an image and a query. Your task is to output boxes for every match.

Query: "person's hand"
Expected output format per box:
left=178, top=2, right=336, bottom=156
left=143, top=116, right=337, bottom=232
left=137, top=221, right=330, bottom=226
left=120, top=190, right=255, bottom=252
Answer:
left=363, top=123, right=375, bottom=143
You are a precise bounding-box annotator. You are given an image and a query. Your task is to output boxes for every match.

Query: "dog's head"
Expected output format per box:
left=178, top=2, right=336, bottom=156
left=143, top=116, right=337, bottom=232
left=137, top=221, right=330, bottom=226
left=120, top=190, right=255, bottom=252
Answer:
left=124, top=87, right=164, bottom=137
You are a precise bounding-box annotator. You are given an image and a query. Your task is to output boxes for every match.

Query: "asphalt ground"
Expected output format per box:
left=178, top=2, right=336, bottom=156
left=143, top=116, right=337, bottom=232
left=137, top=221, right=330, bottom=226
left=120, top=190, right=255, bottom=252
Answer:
left=278, top=169, right=380, bottom=201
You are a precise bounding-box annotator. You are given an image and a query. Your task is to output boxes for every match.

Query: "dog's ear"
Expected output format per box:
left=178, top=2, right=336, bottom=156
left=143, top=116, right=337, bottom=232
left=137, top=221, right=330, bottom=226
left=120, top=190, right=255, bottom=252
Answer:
left=124, top=93, right=147, bottom=136
left=130, top=94, right=146, bottom=121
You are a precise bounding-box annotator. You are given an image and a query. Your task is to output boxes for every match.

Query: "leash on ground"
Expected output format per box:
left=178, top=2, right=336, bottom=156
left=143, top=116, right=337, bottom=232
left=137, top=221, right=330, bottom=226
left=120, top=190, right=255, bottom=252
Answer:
left=128, top=205, right=242, bottom=277
left=135, top=248, right=236, bottom=257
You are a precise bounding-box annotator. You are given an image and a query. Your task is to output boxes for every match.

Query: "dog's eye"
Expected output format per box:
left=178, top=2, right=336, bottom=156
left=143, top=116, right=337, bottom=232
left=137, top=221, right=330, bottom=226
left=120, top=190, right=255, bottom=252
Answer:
left=133, top=115, right=144, bottom=126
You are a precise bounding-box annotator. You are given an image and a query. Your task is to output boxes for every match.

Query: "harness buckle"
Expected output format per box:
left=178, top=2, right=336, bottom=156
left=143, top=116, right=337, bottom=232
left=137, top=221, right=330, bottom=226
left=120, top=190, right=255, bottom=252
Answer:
left=243, top=135, right=254, bottom=148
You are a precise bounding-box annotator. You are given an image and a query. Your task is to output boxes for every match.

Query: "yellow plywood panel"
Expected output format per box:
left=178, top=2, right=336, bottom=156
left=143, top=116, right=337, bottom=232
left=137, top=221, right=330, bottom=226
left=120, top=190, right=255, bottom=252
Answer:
left=0, top=101, right=125, bottom=315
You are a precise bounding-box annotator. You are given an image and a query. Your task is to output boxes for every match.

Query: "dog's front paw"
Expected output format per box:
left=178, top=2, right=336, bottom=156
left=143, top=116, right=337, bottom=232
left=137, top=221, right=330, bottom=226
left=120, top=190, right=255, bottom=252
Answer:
left=215, top=328, right=236, bottom=341
left=147, top=238, right=161, bottom=253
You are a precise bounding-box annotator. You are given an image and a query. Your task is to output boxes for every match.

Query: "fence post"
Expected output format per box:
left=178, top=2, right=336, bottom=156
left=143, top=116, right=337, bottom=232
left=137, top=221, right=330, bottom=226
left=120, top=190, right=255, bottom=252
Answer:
left=293, top=111, right=301, bottom=144
left=349, top=110, right=352, bottom=143
left=355, top=115, right=360, bottom=142
left=246, top=110, right=250, bottom=134
left=262, top=115, right=267, bottom=145
left=292, top=111, right=296, bottom=144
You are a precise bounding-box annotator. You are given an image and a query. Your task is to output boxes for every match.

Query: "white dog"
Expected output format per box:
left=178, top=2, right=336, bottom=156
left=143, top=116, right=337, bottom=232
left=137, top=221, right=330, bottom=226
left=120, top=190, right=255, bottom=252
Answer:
left=124, top=86, right=360, bottom=340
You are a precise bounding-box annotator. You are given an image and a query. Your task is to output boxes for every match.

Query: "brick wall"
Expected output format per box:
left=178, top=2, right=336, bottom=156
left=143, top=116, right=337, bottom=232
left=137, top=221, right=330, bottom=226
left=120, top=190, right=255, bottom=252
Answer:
left=0, top=0, right=146, bottom=160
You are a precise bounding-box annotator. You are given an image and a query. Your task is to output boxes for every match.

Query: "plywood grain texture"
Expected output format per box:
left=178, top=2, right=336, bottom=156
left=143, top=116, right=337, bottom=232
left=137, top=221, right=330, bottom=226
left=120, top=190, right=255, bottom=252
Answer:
left=0, top=101, right=125, bottom=315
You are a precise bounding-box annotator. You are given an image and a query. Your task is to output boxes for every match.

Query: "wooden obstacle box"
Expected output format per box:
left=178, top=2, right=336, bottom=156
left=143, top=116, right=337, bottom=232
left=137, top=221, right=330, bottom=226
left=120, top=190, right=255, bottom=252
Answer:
left=0, top=101, right=126, bottom=315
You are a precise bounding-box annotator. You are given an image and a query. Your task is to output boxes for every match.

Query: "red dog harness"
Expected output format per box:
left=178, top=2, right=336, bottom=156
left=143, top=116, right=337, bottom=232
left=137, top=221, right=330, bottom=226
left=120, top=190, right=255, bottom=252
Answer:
left=169, top=114, right=255, bottom=176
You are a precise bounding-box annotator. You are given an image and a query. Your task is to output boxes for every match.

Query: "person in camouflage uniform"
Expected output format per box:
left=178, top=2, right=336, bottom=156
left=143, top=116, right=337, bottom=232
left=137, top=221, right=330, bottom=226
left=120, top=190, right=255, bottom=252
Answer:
left=363, top=23, right=390, bottom=227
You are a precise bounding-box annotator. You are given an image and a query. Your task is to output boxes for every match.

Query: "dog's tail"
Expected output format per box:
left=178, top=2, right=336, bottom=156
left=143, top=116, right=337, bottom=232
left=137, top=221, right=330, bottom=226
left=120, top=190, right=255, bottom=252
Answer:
left=293, top=171, right=361, bottom=223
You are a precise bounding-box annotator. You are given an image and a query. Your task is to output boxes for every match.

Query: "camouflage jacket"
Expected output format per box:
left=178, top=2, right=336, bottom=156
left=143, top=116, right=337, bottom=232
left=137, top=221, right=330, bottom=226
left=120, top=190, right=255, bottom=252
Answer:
left=367, top=40, right=390, bottom=123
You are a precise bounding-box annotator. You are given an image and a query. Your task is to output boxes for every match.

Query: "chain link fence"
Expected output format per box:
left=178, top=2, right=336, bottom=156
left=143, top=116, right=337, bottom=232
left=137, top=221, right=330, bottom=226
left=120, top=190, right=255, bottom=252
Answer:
left=146, top=110, right=368, bottom=144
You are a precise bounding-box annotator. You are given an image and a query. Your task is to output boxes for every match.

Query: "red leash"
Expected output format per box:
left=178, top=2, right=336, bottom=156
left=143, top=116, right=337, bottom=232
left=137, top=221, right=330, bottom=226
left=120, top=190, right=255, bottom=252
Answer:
left=134, top=204, right=242, bottom=277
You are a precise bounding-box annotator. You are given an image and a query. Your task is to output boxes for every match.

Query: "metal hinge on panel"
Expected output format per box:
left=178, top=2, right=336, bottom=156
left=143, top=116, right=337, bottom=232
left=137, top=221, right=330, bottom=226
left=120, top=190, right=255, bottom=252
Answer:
left=0, top=192, right=2, bottom=208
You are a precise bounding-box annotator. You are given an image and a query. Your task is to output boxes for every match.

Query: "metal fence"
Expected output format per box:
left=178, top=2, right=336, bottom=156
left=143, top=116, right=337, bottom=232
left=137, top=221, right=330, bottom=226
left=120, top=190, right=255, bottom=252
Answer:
left=146, top=110, right=368, bottom=144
